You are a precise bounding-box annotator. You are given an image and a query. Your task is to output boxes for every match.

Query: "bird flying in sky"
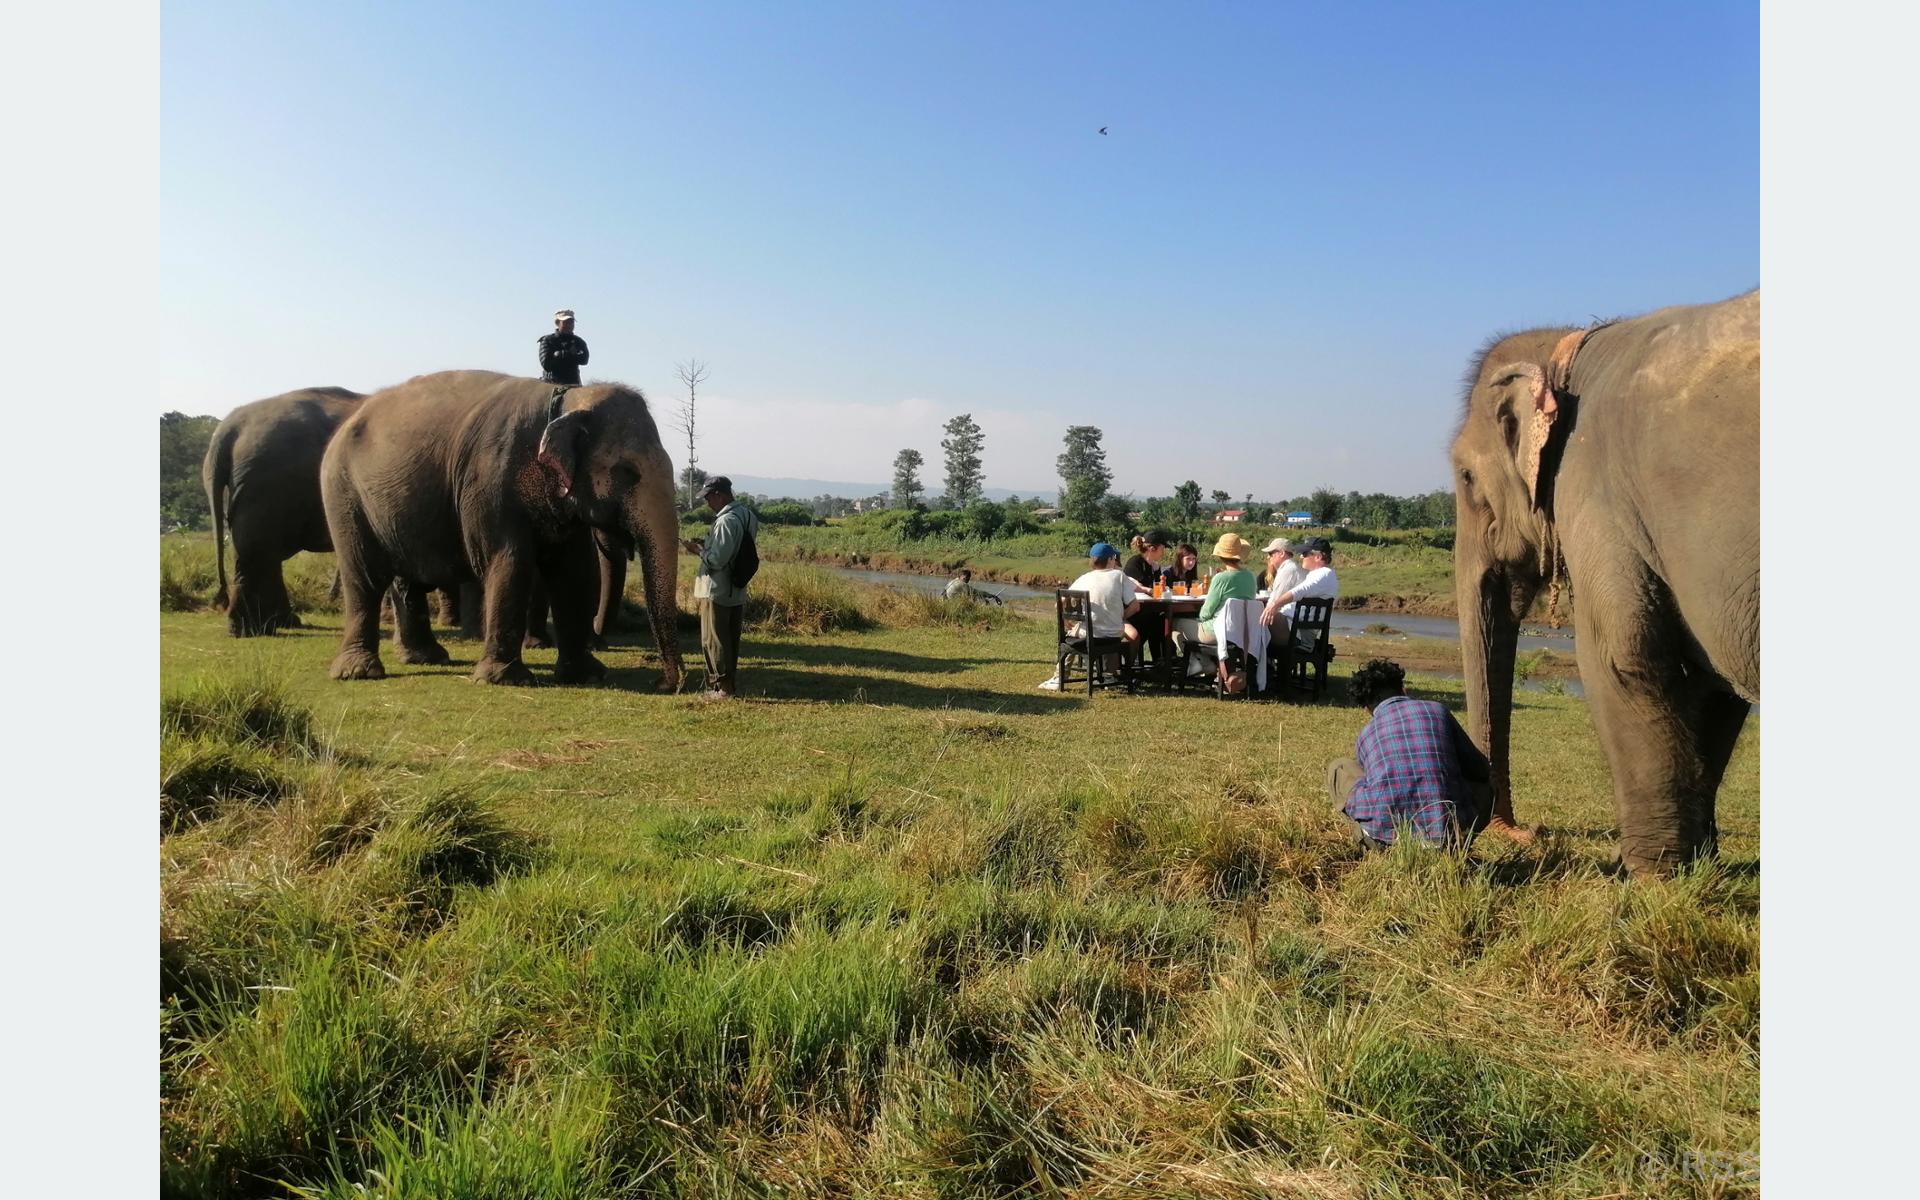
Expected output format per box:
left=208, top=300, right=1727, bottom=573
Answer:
left=1099, top=126, right=1108, bottom=135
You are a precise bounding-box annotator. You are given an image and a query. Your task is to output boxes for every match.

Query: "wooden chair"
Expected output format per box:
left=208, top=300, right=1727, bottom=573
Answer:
left=1055, top=589, right=1131, bottom=695
left=1277, top=597, right=1337, bottom=700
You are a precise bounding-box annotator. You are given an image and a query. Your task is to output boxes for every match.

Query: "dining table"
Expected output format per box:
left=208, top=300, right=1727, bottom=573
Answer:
left=1131, top=589, right=1209, bottom=690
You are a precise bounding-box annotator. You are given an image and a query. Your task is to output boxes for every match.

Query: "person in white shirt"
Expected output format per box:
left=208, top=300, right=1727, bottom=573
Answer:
left=1260, top=536, right=1338, bottom=640
left=1039, top=542, right=1140, bottom=688
left=1259, top=537, right=1306, bottom=597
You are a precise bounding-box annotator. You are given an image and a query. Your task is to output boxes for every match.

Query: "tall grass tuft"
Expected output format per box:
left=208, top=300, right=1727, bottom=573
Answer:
left=163, top=670, right=318, bottom=754
left=161, top=736, right=291, bottom=832
left=162, top=535, right=220, bottom=611
left=860, top=585, right=1025, bottom=631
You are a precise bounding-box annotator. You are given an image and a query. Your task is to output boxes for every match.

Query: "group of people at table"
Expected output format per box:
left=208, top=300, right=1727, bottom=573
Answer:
left=1043, top=529, right=1339, bottom=694
left=1037, top=530, right=1489, bottom=851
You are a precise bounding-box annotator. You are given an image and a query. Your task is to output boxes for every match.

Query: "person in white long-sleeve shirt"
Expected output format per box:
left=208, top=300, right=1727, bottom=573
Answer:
left=1260, top=536, right=1338, bottom=640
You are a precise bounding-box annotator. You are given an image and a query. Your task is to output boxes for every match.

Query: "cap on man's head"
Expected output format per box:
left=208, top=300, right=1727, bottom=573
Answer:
left=1088, top=541, right=1120, bottom=561
left=703, top=475, right=733, bottom=495
left=553, top=309, right=575, bottom=322
left=1298, top=536, right=1333, bottom=559
left=1143, top=528, right=1172, bottom=547
left=1261, top=537, right=1292, bottom=555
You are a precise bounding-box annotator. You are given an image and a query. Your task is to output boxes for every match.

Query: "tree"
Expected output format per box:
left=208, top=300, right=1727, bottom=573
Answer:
left=1173, top=480, right=1203, bottom=521
left=161, top=411, right=221, bottom=529
left=1056, top=426, right=1112, bottom=523
left=674, top=359, right=710, bottom=510
left=1209, top=489, right=1232, bottom=507
left=892, top=449, right=925, bottom=509
left=1141, top=496, right=1181, bottom=526
left=940, top=413, right=986, bottom=509
left=1307, top=486, right=1343, bottom=525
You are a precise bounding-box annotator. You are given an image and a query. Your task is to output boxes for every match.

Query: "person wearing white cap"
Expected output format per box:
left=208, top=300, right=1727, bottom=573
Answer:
left=1258, top=537, right=1305, bottom=597
left=538, top=309, right=590, bottom=385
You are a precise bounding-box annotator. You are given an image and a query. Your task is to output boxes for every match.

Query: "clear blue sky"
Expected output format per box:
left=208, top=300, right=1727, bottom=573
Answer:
left=160, top=0, right=1756, bottom=499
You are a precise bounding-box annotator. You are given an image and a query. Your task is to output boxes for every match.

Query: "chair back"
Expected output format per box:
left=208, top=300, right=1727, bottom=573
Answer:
left=1289, top=597, right=1334, bottom=653
left=1056, top=589, right=1093, bottom=645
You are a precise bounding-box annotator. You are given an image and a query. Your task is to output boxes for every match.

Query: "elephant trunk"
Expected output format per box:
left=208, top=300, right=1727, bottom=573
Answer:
left=1459, top=556, right=1526, bottom=829
left=626, top=491, right=684, bottom=691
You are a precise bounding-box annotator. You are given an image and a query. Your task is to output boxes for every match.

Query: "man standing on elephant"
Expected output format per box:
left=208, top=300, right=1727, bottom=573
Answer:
left=538, top=309, right=590, bottom=385
left=682, top=476, right=758, bottom=700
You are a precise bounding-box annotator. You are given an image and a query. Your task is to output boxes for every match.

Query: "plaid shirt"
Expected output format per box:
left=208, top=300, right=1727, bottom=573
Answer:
left=1344, top=696, right=1489, bottom=846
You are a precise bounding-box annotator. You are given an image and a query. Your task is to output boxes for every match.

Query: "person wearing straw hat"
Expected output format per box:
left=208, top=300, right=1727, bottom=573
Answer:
left=1171, top=532, right=1258, bottom=661
left=538, top=309, right=591, bottom=385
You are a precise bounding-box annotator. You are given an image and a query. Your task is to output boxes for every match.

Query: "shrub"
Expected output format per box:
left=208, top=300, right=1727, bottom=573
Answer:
left=162, top=536, right=220, bottom=611
left=860, top=586, right=1023, bottom=631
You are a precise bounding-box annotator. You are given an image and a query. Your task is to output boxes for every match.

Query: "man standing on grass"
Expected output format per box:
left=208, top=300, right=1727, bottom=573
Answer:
left=1327, top=659, right=1491, bottom=849
left=681, top=476, right=758, bottom=700
left=538, top=309, right=590, bottom=385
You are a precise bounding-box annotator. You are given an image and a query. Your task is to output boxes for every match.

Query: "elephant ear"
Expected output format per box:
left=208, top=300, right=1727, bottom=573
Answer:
left=1488, top=361, right=1561, bottom=510
left=536, top=409, right=593, bottom=499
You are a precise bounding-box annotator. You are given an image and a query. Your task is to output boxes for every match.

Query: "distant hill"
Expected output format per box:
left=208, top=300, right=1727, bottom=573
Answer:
left=726, top=475, right=1054, bottom=503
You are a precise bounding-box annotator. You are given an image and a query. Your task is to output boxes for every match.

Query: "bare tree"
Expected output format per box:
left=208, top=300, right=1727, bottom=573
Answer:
left=674, top=359, right=710, bottom=509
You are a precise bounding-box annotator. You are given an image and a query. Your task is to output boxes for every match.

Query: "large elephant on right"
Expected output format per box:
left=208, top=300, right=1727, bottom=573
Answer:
left=1450, top=290, right=1757, bottom=878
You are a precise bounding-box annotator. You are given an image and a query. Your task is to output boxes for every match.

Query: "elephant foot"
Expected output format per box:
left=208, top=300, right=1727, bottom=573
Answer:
left=398, top=641, right=452, bottom=666
left=330, top=649, right=387, bottom=681
left=656, top=665, right=685, bottom=694
left=523, top=632, right=554, bottom=651
left=1483, top=817, right=1537, bottom=847
left=589, top=632, right=609, bottom=652
left=472, top=658, right=538, bottom=686
left=274, top=610, right=305, bottom=630
left=552, top=654, right=607, bottom=685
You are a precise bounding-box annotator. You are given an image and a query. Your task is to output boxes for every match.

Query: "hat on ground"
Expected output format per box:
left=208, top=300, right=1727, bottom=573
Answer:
left=1088, top=542, right=1120, bottom=561
left=703, top=475, right=733, bottom=495
left=1212, top=533, right=1252, bottom=562
left=553, top=309, right=575, bottom=321
left=1296, top=536, right=1333, bottom=560
left=1261, top=537, right=1292, bottom=555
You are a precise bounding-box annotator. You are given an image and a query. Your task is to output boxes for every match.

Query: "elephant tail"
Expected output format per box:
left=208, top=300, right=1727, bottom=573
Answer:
left=204, top=426, right=235, bottom=611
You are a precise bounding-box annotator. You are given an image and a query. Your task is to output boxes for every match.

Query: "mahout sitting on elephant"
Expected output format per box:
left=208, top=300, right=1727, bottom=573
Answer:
left=320, top=371, right=683, bottom=688
left=1450, top=290, right=1757, bottom=878
left=202, top=387, right=365, bottom=636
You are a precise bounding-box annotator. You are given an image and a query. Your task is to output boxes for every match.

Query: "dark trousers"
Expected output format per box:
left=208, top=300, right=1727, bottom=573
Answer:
left=699, top=599, right=744, bottom=688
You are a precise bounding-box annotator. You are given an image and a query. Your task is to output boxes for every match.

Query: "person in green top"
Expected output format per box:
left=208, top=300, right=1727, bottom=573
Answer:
left=1196, top=532, right=1259, bottom=625
left=679, top=476, right=759, bottom=699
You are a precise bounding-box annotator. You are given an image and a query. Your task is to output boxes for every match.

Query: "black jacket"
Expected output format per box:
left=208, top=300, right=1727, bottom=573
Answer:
left=537, top=331, right=590, bottom=384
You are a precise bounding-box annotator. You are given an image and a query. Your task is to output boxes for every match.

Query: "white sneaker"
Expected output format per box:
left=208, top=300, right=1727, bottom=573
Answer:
left=1036, top=675, right=1061, bottom=690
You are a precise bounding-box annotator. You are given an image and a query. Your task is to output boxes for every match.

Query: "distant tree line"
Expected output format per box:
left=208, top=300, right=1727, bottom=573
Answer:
left=161, top=412, right=220, bottom=530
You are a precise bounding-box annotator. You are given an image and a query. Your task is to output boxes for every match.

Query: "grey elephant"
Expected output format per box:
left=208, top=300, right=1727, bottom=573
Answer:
left=202, top=387, right=365, bottom=635
left=1451, top=290, right=1757, bottom=878
left=321, top=371, right=683, bottom=688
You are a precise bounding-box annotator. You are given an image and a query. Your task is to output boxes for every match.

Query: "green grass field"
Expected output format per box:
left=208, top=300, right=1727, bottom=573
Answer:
left=160, top=556, right=1757, bottom=1198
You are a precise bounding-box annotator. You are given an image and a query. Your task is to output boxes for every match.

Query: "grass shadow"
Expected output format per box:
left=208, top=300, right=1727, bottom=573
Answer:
left=748, top=640, right=1006, bottom=675
left=653, top=665, right=1084, bottom=715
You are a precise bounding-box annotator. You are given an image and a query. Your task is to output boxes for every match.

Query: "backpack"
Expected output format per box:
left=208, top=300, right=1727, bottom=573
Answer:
left=730, top=517, right=760, bottom=589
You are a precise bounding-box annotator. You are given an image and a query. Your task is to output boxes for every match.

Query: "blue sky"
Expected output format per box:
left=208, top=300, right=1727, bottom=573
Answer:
left=160, top=0, right=1756, bottom=498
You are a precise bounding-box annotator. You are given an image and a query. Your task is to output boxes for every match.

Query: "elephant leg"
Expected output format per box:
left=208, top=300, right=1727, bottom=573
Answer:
left=434, top=586, right=461, bottom=628
left=548, top=540, right=607, bottom=685
left=1688, top=689, right=1752, bottom=861
left=523, top=575, right=555, bottom=650
left=473, top=554, right=538, bottom=686
left=458, top=583, right=483, bottom=639
left=328, top=525, right=392, bottom=681
left=227, top=548, right=281, bottom=637
left=1573, top=599, right=1723, bottom=879
left=267, top=561, right=302, bottom=630
left=392, top=580, right=451, bottom=665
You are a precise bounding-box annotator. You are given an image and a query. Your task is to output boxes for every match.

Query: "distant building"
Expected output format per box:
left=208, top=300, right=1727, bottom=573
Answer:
left=1214, top=509, right=1246, bottom=524
left=1285, top=511, right=1314, bottom=527
left=1030, top=507, right=1061, bottom=521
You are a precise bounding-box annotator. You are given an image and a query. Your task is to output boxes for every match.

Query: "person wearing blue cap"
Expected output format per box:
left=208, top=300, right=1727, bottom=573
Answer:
left=1040, top=541, right=1142, bottom=689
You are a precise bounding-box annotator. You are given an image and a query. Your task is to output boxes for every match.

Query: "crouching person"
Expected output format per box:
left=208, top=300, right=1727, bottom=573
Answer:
left=1327, top=659, right=1491, bottom=849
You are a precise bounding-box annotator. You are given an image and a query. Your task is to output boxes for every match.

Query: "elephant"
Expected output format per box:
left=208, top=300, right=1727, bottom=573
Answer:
left=203, top=387, right=630, bottom=643
left=1450, top=289, right=1757, bottom=878
left=202, top=387, right=365, bottom=635
left=320, top=371, right=683, bottom=689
